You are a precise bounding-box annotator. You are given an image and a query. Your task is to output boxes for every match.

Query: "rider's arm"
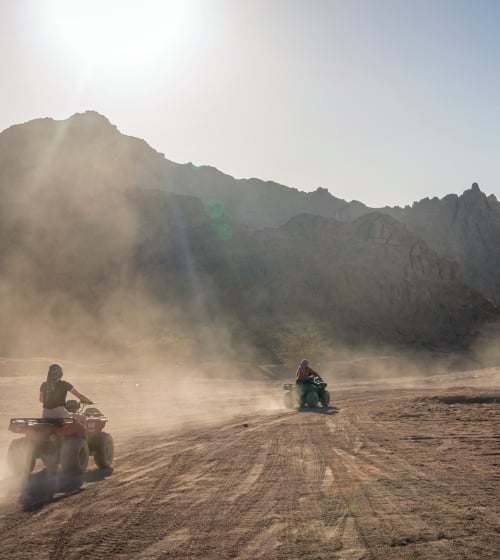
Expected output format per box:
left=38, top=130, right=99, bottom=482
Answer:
left=308, top=367, right=322, bottom=381
left=39, top=382, right=46, bottom=404
left=70, top=387, right=94, bottom=404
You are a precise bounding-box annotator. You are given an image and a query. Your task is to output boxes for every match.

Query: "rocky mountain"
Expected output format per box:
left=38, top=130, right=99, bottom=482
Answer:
left=0, top=111, right=371, bottom=225
left=0, top=112, right=497, bottom=361
left=211, top=213, right=496, bottom=356
left=171, top=166, right=500, bottom=306
left=168, top=164, right=500, bottom=305
left=385, top=184, right=500, bottom=305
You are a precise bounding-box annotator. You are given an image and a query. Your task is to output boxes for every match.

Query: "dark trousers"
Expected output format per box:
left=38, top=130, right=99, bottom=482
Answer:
left=296, top=379, right=324, bottom=399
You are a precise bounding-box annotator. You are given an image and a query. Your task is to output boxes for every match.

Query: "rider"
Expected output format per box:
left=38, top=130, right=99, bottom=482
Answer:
left=39, top=363, right=94, bottom=418
left=295, top=358, right=324, bottom=398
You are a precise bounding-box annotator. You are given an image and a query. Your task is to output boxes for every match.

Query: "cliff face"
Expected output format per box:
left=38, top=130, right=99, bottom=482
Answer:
left=172, top=167, right=500, bottom=304
left=0, top=112, right=497, bottom=359
left=385, top=184, right=500, bottom=305
left=211, top=212, right=496, bottom=351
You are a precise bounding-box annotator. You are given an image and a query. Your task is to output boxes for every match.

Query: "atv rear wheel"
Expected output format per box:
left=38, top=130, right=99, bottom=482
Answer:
left=7, top=438, right=35, bottom=476
left=284, top=391, right=295, bottom=409
left=60, top=437, right=89, bottom=474
left=93, top=432, right=114, bottom=468
left=306, top=391, right=319, bottom=408
left=321, top=390, right=330, bottom=408
left=41, top=452, right=60, bottom=470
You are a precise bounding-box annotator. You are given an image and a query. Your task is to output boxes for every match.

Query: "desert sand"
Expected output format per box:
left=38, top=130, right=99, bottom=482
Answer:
left=0, top=361, right=498, bottom=559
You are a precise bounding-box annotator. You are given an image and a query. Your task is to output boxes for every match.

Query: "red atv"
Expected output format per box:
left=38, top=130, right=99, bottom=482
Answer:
left=7, top=400, right=114, bottom=476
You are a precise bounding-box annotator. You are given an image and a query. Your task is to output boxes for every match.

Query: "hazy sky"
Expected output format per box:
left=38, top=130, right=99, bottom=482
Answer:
left=1, top=0, right=499, bottom=207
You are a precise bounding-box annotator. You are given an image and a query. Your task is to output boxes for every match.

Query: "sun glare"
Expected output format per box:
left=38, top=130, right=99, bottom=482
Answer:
left=45, top=0, right=200, bottom=70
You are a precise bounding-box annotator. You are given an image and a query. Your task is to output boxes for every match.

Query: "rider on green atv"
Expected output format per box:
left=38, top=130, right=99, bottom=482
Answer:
left=295, top=358, right=325, bottom=400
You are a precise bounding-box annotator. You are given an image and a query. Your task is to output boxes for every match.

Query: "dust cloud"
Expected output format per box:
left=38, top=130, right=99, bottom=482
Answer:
left=470, top=320, right=500, bottom=369
left=286, top=339, right=500, bottom=391
left=0, top=358, right=284, bottom=503
left=0, top=116, right=282, bottom=493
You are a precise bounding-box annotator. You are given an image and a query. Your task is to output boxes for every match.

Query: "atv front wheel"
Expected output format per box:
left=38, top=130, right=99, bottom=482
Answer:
left=321, top=390, right=330, bottom=409
left=93, top=432, right=114, bottom=468
left=7, top=438, right=35, bottom=476
left=60, top=437, right=89, bottom=474
left=306, top=391, right=319, bottom=408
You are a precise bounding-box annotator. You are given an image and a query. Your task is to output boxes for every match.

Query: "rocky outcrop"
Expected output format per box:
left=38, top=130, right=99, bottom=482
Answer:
left=386, top=184, right=500, bottom=304
left=209, top=213, right=497, bottom=351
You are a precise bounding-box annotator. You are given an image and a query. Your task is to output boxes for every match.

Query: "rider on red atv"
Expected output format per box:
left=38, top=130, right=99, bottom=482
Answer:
left=39, top=364, right=94, bottom=419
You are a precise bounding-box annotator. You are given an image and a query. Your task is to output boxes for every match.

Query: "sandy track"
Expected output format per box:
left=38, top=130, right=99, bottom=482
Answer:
left=0, top=372, right=499, bottom=559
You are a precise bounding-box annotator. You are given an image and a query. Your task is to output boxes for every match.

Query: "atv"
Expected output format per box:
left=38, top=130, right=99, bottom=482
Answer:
left=283, top=376, right=330, bottom=409
left=6, top=400, right=114, bottom=477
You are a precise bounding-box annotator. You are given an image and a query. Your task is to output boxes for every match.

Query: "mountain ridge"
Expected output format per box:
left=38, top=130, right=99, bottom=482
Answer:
left=0, top=111, right=498, bottom=362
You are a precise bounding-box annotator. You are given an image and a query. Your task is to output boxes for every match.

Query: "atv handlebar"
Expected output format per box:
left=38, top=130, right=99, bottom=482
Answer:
left=282, top=378, right=327, bottom=390
left=65, top=399, right=95, bottom=413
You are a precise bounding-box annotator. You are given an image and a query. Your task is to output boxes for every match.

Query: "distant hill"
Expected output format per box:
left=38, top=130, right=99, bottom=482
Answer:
left=0, top=112, right=497, bottom=361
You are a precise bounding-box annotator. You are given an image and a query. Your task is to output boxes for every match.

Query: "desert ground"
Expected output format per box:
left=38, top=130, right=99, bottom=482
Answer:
left=0, top=359, right=498, bottom=559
